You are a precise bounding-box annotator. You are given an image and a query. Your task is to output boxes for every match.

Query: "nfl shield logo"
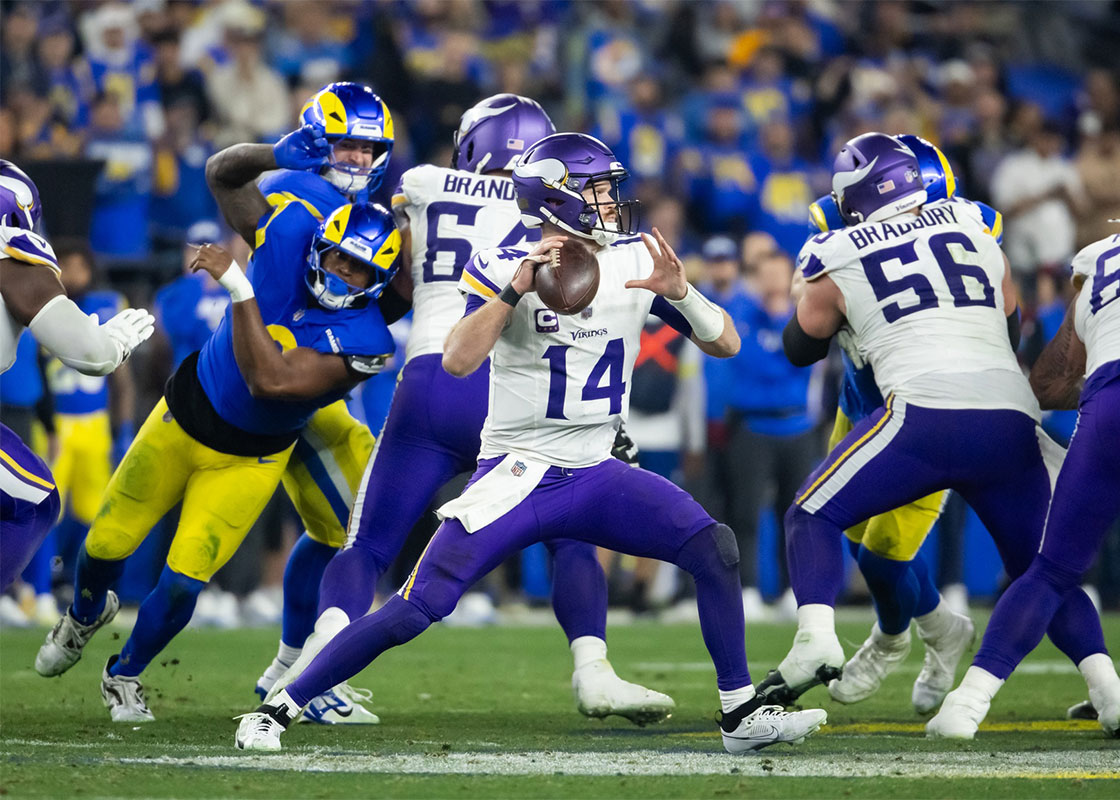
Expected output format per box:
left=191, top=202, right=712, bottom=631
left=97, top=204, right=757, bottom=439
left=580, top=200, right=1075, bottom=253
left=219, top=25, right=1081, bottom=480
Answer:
left=510, top=460, right=526, bottom=477
left=580, top=306, right=593, bottom=320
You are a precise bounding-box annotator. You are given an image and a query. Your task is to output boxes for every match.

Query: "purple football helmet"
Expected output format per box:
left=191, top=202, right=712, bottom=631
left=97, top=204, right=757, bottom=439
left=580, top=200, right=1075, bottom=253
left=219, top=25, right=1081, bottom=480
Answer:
left=0, top=160, right=42, bottom=231
left=453, top=94, right=556, bottom=174
left=512, top=133, right=639, bottom=246
left=831, top=133, right=927, bottom=225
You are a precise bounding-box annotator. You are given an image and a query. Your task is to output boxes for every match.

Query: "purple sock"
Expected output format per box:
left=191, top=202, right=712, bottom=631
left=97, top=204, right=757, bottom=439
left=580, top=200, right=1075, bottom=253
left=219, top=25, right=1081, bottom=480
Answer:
left=316, top=545, right=382, bottom=621
left=675, top=525, right=750, bottom=691
left=975, top=554, right=1106, bottom=679
left=784, top=505, right=845, bottom=607
left=546, top=539, right=607, bottom=642
left=286, top=594, right=433, bottom=707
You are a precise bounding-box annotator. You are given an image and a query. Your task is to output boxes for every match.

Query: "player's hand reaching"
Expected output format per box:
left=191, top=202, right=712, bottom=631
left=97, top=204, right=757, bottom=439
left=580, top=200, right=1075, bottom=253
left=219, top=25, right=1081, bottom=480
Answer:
left=511, top=235, right=567, bottom=294
left=273, top=123, right=331, bottom=171
left=190, top=242, right=235, bottom=281
left=627, top=227, right=688, bottom=301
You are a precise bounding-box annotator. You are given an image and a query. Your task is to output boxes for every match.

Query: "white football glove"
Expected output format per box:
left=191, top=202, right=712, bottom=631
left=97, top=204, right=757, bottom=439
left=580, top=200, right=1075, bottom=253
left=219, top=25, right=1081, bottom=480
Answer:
left=101, top=308, right=156, bottom=365
left=836, top=327, right=866, bottom=369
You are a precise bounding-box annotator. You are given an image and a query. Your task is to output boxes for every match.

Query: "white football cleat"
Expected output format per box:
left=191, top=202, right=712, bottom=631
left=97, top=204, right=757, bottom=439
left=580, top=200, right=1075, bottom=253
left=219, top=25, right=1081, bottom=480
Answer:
left=913, top=611, right=975, bottom=714
left=235, top=690, right=300, bottom=751
left=100, top=656, right=155, bottom=723
left=720, top=700, right=827, bottom=754
left=1088, top=684, right=1120, bottom=737
left=264, top=608, right=349, bottom=703
left=35, top=591, right=120, bottom=677
left=757, top=627, right=845, bottom=706
left=1067, top=699, right=1098, bottom=720
left=300, top=683, right=381, bottom=725
left=925, top=685, right=990, bottom=739
left=573, top=659, right=675, bottom=726
left=828, top=625, right=910, bottom=704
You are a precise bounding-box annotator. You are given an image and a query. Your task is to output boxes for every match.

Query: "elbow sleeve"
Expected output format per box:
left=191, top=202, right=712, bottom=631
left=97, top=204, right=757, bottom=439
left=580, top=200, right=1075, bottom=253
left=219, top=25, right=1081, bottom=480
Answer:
left=28, top=295, right=123, bottom=376
left=1006, top=308, right=1021, bottom=351
left=782, top=313, right=832, bottom=367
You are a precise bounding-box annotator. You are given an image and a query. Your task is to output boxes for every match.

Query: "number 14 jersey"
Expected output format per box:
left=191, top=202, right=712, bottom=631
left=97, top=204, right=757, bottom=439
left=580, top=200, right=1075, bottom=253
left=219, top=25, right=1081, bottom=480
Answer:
left=798, top=198, right=1038, bottom=419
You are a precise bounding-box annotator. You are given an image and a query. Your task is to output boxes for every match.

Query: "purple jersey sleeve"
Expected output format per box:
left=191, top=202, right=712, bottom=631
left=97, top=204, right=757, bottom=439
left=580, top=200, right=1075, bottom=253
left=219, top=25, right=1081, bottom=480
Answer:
left=650, top=296, right=693, bottom=337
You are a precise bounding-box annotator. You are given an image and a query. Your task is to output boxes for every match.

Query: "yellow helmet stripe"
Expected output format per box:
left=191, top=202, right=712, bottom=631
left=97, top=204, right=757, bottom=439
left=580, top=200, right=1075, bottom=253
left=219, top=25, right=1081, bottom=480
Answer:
left=371, top=228, right=401, bottom=270
left=316, top=90, right=349, bottom=136
left=380, top=100, right=395, bottom=141
left=934, top=146, right=956, bottom=199
left=323, top=205, right=353, bottom=244
left=809, top=201, right=829, bottom=233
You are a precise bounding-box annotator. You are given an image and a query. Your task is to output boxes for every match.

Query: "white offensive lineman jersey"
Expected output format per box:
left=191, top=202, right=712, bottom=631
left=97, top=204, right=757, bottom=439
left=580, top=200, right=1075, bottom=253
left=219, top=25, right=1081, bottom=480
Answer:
left=0, top=227, right=59, bottom=373
left=459, top=237, right=688, bottom=468
left=1071, top=232, right=1120, bottom=379
left=392, top=164, right=535, bottom=363
left=798, top=198, right=1039, bottom=419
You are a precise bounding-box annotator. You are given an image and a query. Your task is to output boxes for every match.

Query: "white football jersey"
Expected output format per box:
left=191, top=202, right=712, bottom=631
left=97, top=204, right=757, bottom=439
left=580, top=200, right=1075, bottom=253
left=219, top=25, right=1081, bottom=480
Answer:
left=0, top=226, right=59, bottom=373
left=798, top=199, right=1038, bottom=419
left=393, top=164, right=534, bottom=363
left=1071, top=232, right=1120, bottom=379
left=459, top=237, right=676, bottom=468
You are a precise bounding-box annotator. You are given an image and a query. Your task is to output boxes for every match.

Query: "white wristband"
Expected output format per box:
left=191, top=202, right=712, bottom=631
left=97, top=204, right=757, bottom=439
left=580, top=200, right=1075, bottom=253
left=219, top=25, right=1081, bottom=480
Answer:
left=219, top=260, right=255, bottom=303
left=668, top=284, right=724, bottom=342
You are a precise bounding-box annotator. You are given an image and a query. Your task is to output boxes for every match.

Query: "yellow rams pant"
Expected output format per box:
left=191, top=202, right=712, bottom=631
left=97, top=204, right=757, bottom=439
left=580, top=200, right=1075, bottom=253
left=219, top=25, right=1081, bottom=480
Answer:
left=84, top=398, right=293, bottom=582
left=52, top=411, right=113, bottom=525
left=830, top=408, right=946, bottom=561
left=281, top=399, right=375, bottom=549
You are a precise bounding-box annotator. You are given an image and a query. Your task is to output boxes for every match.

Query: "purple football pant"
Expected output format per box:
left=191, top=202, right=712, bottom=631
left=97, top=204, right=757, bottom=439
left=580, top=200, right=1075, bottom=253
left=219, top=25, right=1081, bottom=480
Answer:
left=317, top=354, right=608, bottom=642
left=973, top=366, right=1120, bottom=679
left=286, top=457, right=747, bottom=707
left=1, top=423, right=61, bottom=591
left=785, top=395, right=1101, bottom=667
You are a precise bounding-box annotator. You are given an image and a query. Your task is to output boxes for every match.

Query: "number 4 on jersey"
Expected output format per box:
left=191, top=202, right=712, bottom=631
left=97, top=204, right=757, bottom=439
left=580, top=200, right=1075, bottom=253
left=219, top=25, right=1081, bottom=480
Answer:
left=543, top=339, right=626, bottom=420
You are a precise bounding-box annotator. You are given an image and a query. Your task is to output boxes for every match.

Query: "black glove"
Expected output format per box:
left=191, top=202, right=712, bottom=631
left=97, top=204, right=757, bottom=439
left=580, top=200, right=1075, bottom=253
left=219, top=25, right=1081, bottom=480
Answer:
left=611, top=426, right=640, bottom=467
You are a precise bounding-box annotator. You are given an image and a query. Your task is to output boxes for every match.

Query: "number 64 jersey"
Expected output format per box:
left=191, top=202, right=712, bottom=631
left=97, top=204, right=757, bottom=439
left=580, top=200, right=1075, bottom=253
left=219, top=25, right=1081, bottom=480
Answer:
left=1072, top=232, right=1120, bottom=384
left=459, top=238, right=691, bottom=469
left=798, top=199, right=1039, bottom=419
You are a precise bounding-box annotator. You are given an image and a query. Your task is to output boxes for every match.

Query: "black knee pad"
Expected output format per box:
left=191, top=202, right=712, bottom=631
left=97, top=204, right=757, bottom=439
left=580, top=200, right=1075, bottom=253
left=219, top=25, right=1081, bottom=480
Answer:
left=709, top=523, right=740, bottom=568
left=678, top=522, right=740, bottom=575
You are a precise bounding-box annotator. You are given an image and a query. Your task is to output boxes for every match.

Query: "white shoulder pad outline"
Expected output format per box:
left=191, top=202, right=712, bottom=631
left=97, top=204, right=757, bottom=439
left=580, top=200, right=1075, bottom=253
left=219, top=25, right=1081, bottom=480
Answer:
left=0, top=226, right=60, bottom=274
left=458, top=245, right=525, bottom=300
left=1071, top=233, right=1120, bottom=279
left=796, top=229, right=847, bottom=282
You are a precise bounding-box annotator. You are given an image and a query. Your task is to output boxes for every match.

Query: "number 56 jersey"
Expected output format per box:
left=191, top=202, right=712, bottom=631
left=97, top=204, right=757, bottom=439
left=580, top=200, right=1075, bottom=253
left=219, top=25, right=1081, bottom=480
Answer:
left=459, top=238, right=691, bottom=469
left=798, top=199, right=1038, bottom=418
left=392, top=165, right=538, bottom=364
left=1072, top=232, right=1120, bottom=382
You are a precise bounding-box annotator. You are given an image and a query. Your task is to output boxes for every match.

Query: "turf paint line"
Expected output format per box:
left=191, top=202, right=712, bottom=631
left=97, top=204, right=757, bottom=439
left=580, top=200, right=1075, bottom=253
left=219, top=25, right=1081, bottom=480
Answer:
left=633, top=661, right=1084, bottom=675
left=114, top=750, right=1120, bottom=779
left=674, top=720, right=1104, bottom=738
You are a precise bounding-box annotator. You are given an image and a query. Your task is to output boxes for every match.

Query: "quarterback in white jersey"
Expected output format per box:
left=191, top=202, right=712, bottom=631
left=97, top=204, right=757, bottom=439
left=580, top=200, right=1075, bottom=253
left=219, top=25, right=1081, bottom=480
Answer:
left=238, top=133, right=832, bottom=756
left=929, top=231, right=1120, bottom=739
left=256, top=96, right=678, bottom=735
left=0, top=160, right=153, bottom=591
left=759, top=133, right=1101, bottom=710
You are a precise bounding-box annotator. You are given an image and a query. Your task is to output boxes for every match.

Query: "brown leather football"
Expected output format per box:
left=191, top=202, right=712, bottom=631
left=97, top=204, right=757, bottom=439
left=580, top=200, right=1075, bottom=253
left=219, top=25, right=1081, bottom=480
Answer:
left=535, top=239, right=599, bottom=315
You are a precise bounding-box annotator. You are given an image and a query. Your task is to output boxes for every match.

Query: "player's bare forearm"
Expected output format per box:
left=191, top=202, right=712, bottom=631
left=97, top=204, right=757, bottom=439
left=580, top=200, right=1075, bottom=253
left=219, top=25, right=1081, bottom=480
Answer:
left=690, top=308, right=739, bottom=358
left=443, top=299, right=511, bottom=377
left=1029, top=300, right=1086, bottom=410
left=228, top=300, right=354, bottom=399
left=205, top=144, right=275, bottom=247
left=0, top=259, right=66, bottom=324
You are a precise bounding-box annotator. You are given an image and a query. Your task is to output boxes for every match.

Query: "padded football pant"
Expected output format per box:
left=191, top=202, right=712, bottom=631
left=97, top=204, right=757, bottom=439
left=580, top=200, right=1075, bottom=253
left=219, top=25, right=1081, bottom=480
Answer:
left=316, top=354, right=609, bottom=643
left=286, top=456, right=748, bottom=708
left=0, top=423, right=60, bottom=591
left=973, top=365, right=1120, bottom=679
left=785, top=396, right=1104, bottom=669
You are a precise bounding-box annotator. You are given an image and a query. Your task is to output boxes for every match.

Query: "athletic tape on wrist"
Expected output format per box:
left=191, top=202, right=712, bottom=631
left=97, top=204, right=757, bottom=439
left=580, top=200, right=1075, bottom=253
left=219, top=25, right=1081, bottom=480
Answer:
left=219, top=260, right=255, bottom=303
left=668, top=284, right=724, bottom=341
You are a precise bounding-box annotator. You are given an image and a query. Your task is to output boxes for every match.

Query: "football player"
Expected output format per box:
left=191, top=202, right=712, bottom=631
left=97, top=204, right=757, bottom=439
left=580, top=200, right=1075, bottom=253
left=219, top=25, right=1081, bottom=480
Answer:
left=259, top=94, right=676, bottom=727
left=929, top=230, right=1120, bottom=738
left=250, top=82, right=402, bottom=724
left=0, top=160, right=153, bottom=592
left=757, top=133, right=1108, bottom=712
left=803, top=136, right=998, bottom=712
left=34, top=125, right=399, bottom=723
left=236, top=132, right=829, bottom=755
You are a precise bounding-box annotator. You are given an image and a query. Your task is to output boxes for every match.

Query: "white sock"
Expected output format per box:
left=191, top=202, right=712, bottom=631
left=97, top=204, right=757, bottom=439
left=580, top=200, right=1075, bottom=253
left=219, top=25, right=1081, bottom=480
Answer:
left=958, top=665, right=1004, bottom=701
left=719, top=684, right=756, bottom=714
left=314, top=606, right=351, bottom=638
left=1078, top=653, right=1120, bottom=696
left=276, top=641, right=302, bottom=668
left=915, top=598, right=956, bottom=640
left=571, top=636, right=608, bottom=671
left=796, top=603, right=835, bottom=632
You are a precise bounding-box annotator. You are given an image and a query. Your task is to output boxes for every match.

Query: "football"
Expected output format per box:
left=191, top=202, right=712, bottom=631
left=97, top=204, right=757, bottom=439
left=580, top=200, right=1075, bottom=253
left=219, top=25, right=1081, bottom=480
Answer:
left=535, top=239, right=599, bottom=315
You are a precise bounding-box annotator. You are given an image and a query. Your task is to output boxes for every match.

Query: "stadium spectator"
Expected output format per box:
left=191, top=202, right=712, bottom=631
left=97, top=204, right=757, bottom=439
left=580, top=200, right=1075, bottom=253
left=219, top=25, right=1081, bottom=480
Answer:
left=1075, top=122, right=1120, bottom=247
left=747, top=117, right=820, bottom=257
left=38, top=14, right=94, bottom=134
left=151, top=28, right=211, bottom=127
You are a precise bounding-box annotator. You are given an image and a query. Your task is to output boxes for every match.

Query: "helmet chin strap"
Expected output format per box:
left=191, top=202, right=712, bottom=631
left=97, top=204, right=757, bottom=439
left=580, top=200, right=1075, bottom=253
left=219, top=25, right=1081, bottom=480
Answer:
left=323, top=166, right=370, bottom=195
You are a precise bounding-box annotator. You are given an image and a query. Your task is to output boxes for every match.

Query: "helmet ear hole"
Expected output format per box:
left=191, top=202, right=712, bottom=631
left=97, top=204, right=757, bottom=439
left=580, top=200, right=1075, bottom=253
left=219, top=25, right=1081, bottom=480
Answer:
left=466, top=142, right=474, bottom=163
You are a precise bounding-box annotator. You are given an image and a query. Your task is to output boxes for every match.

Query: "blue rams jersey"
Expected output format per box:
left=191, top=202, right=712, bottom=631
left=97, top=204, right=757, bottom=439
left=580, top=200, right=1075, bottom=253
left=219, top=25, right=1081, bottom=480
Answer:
left=0, top=331, right=43, bottom=407
left=195, top=200, right=394, bottom=436
left=258, top=169, right=359, bottom=220
left=154, top=273, right=230, bottom=368
left=46, top=291, right=125, bottom=415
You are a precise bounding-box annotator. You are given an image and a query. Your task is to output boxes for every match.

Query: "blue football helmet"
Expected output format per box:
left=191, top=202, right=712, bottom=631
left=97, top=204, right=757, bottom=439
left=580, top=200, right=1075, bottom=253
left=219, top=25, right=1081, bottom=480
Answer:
left=306, top=203, right=401, bottom=310
left=896, top=134, right=957, bottom=203
left=300, top=82, right=394, bottom=195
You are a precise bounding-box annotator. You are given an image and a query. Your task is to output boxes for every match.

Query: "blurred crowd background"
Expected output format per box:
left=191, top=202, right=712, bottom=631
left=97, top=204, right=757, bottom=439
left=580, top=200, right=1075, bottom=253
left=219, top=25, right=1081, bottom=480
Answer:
left=2, top=0, right=1120, bottom=629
